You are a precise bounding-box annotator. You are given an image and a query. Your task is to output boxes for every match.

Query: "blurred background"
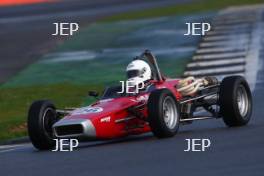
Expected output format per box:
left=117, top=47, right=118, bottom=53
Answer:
left=0, top=0, right=263, bottom=142
left=1, top=1, right=264, bottom=176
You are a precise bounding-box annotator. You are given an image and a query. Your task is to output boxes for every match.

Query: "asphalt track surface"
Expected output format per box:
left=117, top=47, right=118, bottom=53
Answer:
left=1, top=83, right=264, bottom=176
left=1, top=46, right=264, bottom=175
left=0, top=0, right=193, bottom=83
left=1, top=2, right=264, bottom=176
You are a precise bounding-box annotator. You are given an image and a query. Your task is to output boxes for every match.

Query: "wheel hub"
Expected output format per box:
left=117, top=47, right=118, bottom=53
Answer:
left=163, top=96, right=178, bottom=129
left=237, top=85, right=249, bottom=117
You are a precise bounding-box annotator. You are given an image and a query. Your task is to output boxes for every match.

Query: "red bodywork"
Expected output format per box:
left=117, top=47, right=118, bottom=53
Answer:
left=60, top=79, right=182, bottom=139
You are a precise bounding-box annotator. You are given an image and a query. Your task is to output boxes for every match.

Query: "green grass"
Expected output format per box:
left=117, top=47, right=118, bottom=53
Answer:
left=103, top=0, right=263, bottom=22
left=0, top=83, right=103, bottom=141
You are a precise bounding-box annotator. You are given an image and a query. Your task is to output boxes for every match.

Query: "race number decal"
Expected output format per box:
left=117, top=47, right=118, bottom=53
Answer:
left=72, top=107, right=103, bottom=115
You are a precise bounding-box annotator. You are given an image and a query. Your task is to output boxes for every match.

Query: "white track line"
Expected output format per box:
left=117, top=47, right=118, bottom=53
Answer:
left=206, top=30, right=250, bottom=36
left=213, top=24, right=251, bottom=30
left=196, top=48, right=246, bottom=54
left=219, top=4, right=264, bottom=14
left=184, top=65, right=244, bottom=76
left=0, top=149, right=16, bottom=153
left=215, top=14, right=256, bottom=20
left=187, top=58, right=245, bottom=68
left=0, top=144, right=24, bottom=149
left=203, top=34, right=249, bottom=41
left=0, top=144, right=26, bottom=154
left=214, top=16, right=256, bottom=22
left=184, top=5, right=263, bottom=88
left=193, top=52, right=247, bottom=60
left=199, top=41, right=248, bottom=48
left=213, top=18, right=256, bottom=25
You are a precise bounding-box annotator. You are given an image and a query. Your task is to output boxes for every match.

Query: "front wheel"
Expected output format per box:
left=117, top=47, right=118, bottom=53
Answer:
left=147, top=89, right=180, bottom=138
left=219, top=76, right=252, bottom=127
left=27, top=100, right=58, bottom=150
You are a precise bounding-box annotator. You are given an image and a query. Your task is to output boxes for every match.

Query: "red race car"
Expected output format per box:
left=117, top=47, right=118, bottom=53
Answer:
left=27, top=50, right=253, bottom=150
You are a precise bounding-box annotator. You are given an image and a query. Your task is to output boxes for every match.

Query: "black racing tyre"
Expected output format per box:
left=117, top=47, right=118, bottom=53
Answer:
left=147, top=89, right=180, bottom=138
left=27, top=100, right=58, bottom=150
left=219, top=76, right=252, bottom=127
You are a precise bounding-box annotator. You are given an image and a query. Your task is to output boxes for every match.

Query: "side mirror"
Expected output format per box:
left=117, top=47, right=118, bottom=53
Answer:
left=88, top=91, right=99, bottom=97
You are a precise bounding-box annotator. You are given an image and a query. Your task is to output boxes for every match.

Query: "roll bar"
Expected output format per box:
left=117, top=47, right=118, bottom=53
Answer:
left=135, top=50, right=164, bottom=82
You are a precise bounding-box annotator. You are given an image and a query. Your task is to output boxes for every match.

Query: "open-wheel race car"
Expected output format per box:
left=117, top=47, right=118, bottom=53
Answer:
left=27, top=50, right=253, bottom=150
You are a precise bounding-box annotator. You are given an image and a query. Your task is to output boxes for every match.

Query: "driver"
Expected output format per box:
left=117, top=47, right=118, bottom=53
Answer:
left=126, top=60, right=152, bottom=92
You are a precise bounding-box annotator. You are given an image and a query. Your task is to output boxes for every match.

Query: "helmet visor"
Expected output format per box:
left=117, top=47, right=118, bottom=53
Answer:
left=127, top=70, right=140, bottom=79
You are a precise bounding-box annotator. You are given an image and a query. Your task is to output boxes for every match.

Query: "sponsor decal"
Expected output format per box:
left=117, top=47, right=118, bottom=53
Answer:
left=72, top=107, right=103, bottom=115
left=100, top=116, right=111, bottom=123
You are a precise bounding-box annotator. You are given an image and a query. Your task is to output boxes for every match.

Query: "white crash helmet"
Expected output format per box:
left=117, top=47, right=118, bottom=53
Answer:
left=126, top=60, right=151, bottom=86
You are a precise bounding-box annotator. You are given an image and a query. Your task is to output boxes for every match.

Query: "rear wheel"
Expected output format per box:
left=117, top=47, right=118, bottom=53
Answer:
left=147, top=89, right=180, bottom=138
left=28, top=100, right=58, bottom=150
left=219, top=76, right=252, bottom=127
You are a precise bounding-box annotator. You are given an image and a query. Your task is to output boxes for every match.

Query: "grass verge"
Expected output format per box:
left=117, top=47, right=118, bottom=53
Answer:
left=0, top=83, right=103, bottom=141
left=103, top=0, right=263, bottom=22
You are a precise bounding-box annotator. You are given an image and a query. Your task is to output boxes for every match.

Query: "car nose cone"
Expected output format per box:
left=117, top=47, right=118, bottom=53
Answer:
left=52, top=118, right=96, bottom=138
